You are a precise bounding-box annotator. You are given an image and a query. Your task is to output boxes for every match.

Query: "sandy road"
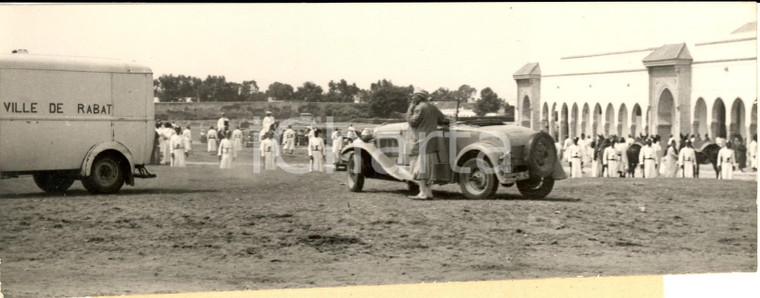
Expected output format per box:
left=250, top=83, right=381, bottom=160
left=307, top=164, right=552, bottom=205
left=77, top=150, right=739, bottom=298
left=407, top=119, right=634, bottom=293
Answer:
left=0, top=147, right=756, bottom=297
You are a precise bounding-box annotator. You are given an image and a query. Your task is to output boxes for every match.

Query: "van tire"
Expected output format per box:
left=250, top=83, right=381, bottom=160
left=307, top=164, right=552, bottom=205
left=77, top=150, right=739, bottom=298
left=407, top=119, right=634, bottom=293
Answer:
left=82, top=154, right=124, bottom=194
left=33, top=171, right=75, bottom=193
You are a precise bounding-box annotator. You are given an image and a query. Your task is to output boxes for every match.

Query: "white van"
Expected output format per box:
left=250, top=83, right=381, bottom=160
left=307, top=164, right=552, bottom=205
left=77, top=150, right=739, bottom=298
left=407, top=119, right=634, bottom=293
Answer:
left=0, top=52, right=156, bottom=194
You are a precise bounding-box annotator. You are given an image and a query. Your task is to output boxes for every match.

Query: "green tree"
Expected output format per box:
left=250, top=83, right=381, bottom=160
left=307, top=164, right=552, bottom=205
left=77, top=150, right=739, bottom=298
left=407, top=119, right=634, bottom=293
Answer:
left=293, top=81, right=324, bottom=102
left=474, top=87, right=502, bottom=116
left=326, top=79, right=361, bottom=102
left=266, top=82, right=295, bottom=101
left=454, top=84, right=477, bottom=103
left=430, top=87, right=456, bottom=101
left=367, top=79, right=414, bottom=118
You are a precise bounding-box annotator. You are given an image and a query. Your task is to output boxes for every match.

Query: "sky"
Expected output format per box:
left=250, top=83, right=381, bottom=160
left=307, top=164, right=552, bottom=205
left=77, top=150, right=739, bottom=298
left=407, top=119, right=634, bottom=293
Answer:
left=0, top=3, right=756, bottom=104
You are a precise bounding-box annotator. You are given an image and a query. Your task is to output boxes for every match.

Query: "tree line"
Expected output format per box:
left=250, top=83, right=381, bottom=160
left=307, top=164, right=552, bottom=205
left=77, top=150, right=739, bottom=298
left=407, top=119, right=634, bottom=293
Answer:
left=153, top=74, right=510, bottom=117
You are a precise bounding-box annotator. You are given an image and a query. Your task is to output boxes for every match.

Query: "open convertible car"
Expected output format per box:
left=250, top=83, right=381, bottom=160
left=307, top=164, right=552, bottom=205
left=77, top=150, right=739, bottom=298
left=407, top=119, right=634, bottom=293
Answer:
left=340, top=118, right=567, bottom=199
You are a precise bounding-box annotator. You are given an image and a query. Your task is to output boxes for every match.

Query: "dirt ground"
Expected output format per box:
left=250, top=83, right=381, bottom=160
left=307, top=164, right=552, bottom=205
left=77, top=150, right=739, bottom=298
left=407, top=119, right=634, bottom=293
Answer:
left=0, top=144, right=756, bottom=297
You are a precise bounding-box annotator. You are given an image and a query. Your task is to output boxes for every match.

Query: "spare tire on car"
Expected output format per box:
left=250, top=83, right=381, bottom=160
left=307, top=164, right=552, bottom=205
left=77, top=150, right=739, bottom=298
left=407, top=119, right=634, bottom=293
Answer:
left=523, top=132, right=557, bottom=178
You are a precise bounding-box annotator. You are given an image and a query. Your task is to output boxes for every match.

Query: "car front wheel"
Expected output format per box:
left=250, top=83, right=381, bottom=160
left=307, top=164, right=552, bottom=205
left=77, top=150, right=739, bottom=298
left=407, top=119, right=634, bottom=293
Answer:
left=458, top=157, right=498, bottom=200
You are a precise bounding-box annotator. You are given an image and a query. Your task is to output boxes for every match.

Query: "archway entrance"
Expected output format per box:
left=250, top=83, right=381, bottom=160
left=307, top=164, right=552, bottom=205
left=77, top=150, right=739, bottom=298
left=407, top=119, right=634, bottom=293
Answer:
left=521, top=96, right=531, bottom=128
left=631, top=104, right=642, bottom=137
left=693, top=98, right=708, bottom=138
left=712, top=98, right=727, bottom=139
left=657, top=89, right=676, bottom=138
left=605, top=103, right=615, bottom=136
left=593, top=103, right=602, bottom=137
left=618, top=104, right=628, bottom=137
left=730, top=98, right=746, bottom=140
left=541, top=102, right=549, bottom=133
left=571, top=103, right=578, bottom=139
left=561, top=103, right=569, bottom=142
left=582, top=103, right=590, bottom=137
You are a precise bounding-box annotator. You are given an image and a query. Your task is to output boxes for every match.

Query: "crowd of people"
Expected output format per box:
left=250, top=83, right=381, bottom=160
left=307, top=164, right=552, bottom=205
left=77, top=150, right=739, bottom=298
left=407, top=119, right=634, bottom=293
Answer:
left=559, top=132, right=757, bottom=180
left=152, top=111, right=360, bottom=172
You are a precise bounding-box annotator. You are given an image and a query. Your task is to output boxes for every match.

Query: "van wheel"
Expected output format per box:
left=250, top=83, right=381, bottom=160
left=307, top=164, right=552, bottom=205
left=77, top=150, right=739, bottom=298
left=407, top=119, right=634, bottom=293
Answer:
left=517, top=176, right=554, bottom=199
left=346, top=152, right=365, bottom=192
left=458, top=157, right=498, bottom=200
left=33, top=172, right=75, bottom=193
left=82, top=154, right=124, bottom=194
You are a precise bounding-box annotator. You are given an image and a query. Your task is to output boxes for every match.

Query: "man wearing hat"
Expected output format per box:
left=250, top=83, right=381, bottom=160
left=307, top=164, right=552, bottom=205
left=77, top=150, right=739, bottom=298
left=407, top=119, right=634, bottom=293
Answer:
left=262, top=111, right=276, bottom=133
left=406, top=90, right=447, bottom=200
left=217, top=113, right=229, bottom=132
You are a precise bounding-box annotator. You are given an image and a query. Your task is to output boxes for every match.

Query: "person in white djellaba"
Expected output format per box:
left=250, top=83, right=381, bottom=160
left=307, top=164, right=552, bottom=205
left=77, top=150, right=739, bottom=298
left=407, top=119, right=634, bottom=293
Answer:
left=309, top=128, right=326, bottom=172
left=160, top=122, right=176, bottom=165
left=260, top=132, right=276, bottom=170
left=602, top=138, right=620, bottom=177
left=678, top=140, right=696, bottom=178
left=169, top=126, right=186, bottom=167
left=638, top=139, right=658, bottom=178
left=206, top=127, right=218, bottom=153
left=182, top=125, right=192, bottom=155
left=217, top=113, right=229, bottom=133
left=567, top=137, right=583, bottom=178
left=232, top=126, right=243, bottom=158
left=331, top=127, right=344, bottom=166
left=282, top=125, right=296, bottom=155
left=262, top=111, right=276, bottom=133
left=218, top=131, right=234, bottom=169
left=717, top=139, right=738, bottom=180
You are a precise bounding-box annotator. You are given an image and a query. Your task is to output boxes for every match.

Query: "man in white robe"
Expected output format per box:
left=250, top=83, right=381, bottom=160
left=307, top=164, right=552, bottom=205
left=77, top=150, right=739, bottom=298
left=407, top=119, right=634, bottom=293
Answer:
left=282, top=125, right=296, bottom=154
left=602, top=140, right=620, bottom=177
left=678, top=140, right=696, bottom=178
left=262, top=111, right=276, bottom=133
left=614, top=137, right=628, bottom=177
left=217, top=113, right=229, bottom=132
left=331, top=128, right=343, bottom=165
left=568, top=138, right=583, bottom=178
left=638, top=139, right=658, bottom=178
left=160, top=123, right=175, bottom=165
left=218, top=132, right=234, bottom=169
left=207, top=127, right=218, bottom=153
left=717, top=140, right=737, bottom=180
left=169, top=127, right=186, bottom=167
left=182, top=125, right=192, bottom=154
left=232, top=127, right=243, bottom=158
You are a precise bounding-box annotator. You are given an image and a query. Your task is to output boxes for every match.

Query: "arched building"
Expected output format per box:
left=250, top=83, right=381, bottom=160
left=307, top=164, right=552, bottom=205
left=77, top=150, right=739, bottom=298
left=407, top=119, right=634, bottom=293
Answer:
left=514, top=22, right=757, bottom=143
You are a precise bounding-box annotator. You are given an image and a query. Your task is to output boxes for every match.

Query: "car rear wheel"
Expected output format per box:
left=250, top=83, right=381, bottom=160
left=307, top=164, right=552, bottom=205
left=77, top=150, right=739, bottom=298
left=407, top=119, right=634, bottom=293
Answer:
left=458, top=157, right=498, bottom=200
left=347, top=152, right=365, bottom=192
left=33, top=171, right=75, bottom=193
left=82, top=154, right=124, bottom=194
left=516, top=176, right=554, bottom=199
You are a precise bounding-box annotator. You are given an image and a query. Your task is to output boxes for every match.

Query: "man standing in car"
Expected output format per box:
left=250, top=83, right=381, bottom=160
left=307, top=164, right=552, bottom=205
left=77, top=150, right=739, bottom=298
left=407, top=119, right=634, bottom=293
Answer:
left=407, top=90, right=447, bottom=200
